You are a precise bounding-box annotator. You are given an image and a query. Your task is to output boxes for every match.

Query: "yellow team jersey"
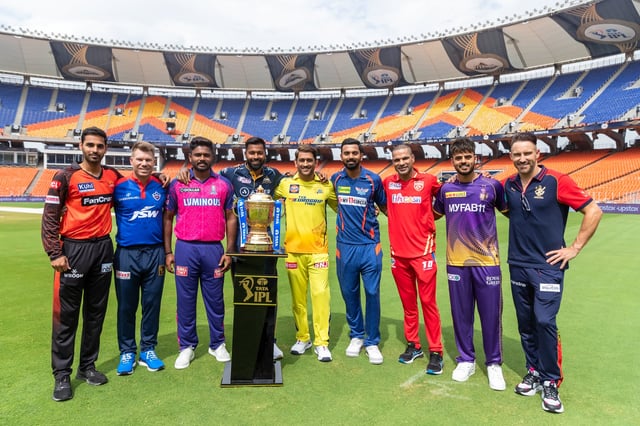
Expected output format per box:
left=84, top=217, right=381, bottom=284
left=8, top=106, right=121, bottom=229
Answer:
left=275, top=174, right=337, bottom=254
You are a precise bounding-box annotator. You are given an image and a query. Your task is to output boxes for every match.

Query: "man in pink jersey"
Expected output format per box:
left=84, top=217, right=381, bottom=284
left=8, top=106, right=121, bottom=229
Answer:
left=383, top=144, right=444, bottom=375
left=163, top=137, right=237, bottom=369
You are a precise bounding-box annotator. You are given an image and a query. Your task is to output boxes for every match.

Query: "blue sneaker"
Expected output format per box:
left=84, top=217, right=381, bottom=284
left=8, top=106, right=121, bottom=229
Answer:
left=117, top=352, right=136, bottom=376
left=139, top=350, right=165, bottom=372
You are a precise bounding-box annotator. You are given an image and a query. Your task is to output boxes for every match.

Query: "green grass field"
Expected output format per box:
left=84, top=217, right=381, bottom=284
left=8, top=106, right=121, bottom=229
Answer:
left=0, top=204, right=638, bottom=425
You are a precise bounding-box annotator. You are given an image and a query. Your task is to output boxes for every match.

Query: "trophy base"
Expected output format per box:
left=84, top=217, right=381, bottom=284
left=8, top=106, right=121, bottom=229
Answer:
left=242, top=243, right=274, bottom=252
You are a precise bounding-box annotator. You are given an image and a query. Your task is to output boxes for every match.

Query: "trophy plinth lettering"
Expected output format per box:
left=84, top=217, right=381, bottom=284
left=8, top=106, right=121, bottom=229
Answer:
left=244, top=186, right=275, bottom=252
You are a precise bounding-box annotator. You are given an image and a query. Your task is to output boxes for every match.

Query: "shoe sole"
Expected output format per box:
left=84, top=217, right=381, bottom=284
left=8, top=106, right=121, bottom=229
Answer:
left=542, top=401, right=565, bottom=413
left=398, top=354, right=424, bottom=364
left=76, top=374, right=107, bottom=386
left=366, top=354, right=383, bottom=365
left=452, top=371, right=475, bottom=382
left=174, top=352, right=195, bottom=369
left=346, top=350, right=362, bottom=357
left=290, top=344, right=312, bottom=355
left=426, top=368, right=443, bottom=375
left=117, top=360, right=136, bottom=376
left=52, top=393, right=73, bottom=402
left=515, top=386, right=542, bottom=396
left=138, top=360, right=164, bottom=372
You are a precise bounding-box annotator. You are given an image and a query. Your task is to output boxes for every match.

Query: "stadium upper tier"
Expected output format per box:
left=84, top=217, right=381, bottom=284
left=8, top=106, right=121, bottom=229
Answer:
left=1, top=59, right=639, bottom=144
left=0, top=0, right=638, bottom=91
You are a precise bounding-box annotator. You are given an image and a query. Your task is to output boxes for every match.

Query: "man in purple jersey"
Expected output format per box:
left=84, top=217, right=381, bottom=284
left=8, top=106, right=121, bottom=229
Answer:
left=163, top=137, right=237, bottom=370
left=433, top=138, right=508, bottom=391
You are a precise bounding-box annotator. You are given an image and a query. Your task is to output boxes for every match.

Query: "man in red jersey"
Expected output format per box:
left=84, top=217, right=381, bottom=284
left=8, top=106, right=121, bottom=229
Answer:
left=42, top=127, right=120, bottom=402
left=383, top=144, right=444, bottom=375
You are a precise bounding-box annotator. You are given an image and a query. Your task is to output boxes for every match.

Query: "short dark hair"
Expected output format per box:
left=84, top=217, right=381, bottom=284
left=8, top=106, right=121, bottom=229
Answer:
left=341, top=137, right=362, bottom=153
left=295, top=144, right=318, bottom=160
left=245, top=136, right=266, bottom=151
left=511, top=132, right=537, bottom=146
left=81, top=126, right=107, bottom=144
left=189, top=136, right=214, bottom=153
left=450, top=138, right=475, bottom=157
left=391, top=143, right=412, bottom=154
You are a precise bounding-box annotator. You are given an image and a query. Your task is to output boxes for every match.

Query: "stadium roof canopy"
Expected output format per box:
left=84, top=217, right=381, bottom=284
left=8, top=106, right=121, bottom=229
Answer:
left=0, top=0, right=638, bottom=92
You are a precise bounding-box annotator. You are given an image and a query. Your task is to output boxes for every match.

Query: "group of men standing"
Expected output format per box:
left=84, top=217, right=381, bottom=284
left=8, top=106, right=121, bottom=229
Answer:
left=42, top=127, right=601, bottom=415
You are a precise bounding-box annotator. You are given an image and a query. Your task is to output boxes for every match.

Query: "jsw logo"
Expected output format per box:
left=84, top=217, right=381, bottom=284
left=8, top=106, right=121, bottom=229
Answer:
left=130, top=206, right=160, bottom=221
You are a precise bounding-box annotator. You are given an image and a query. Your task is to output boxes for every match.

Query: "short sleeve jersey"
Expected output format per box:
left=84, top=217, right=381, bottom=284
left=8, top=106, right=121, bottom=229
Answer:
left=41, top=164, right=121, bottom=260
left=113, top=176, right=166, bottom=247
left=433, top=174, right=508, bottom=267
left=503, top=166, right=593, bottom=269
left=331, top=167, right=386, bottom=245
left=274, top=174, right=338, bottom=254
left=165, top=169, right=234, bottom=242
left=383, top=169, right=441, bottom=258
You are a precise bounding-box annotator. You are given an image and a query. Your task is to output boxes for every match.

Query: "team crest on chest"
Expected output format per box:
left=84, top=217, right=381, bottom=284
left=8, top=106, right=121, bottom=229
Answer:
left=413, top=180, right=424, bottom=191
left=289, top=184, right=300, bottom=194
left=534, top=185, right=545, bottom=199
left=152, top=191, right=162, bottom=201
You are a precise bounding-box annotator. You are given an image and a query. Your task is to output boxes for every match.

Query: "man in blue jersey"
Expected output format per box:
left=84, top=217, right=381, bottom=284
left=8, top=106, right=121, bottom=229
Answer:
left=331, top=138, right=387, bottom=364
left=433, top=138, right=508, bottom=390
left=113, top=141, right=167, bottom=375
left=505, top=132, right=602, bottom=414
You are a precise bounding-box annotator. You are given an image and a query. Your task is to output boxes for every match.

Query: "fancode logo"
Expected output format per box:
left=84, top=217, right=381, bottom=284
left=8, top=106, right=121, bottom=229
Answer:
left=81, top=194, right=113, bottom=206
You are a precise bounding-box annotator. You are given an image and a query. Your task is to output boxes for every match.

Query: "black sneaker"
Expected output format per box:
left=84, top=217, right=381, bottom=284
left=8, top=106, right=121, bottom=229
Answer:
left=426, top=351, right=443, bottom=375
left=541, top=380, right=564, bottom=413
left=52, top=375, right=73, bottom=402
left=76, top=368, right=108, bottom=386
left=398, top=343, right=424, bottom=364
left=514, top=368, right=542, bottom=396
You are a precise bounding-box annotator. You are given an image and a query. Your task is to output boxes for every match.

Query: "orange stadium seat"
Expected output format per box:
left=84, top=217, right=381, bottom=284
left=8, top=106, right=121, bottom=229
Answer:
left=0, top=167, right=38, bottom=196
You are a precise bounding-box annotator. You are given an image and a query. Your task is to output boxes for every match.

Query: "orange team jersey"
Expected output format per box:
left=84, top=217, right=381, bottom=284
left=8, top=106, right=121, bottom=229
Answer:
left=42, top=163, right=121, bottom=259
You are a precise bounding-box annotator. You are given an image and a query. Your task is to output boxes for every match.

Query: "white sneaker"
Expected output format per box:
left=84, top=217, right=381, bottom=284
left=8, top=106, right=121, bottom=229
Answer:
left=452, top=361, right=476, bottom=382
left=208, top=343, right=231, bottom=362
left=174, top=347, right=195, bottom=369
left=345, top=338, right=364, bottom=357
left=365, top=345, right=384, bottom=365
left=314, top=345, right=332, bottom=362
left=487, top=364, right=506, bottom=391
left=273, top=343, right=284, bottom=360
left=290, top=340, right=312, bottom=355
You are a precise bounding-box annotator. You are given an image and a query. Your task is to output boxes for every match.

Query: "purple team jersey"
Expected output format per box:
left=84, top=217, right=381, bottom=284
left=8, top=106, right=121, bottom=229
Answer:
left=166, top=170, right=234, bottom=242
left=433, top=175, right=508, bottom=267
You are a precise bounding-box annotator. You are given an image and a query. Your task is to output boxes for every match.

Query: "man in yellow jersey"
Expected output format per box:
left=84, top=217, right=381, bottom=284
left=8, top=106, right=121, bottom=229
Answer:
left=274, top=145, right=338, bottom=362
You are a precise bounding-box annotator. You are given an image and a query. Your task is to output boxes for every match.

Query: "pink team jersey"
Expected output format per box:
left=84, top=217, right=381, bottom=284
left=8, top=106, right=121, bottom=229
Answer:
left=166, top=171, right=234, bottom=242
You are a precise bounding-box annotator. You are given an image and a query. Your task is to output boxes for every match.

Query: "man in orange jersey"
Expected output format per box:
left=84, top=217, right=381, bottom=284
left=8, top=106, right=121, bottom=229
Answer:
left=42, top=127, right=120, bottom=402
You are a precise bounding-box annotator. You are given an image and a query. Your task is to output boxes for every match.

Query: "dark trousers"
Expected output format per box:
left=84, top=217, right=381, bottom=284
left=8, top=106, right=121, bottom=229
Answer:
left=51, top=237, right=113, bottom=379
left=114, top=244, right=165, bottom=354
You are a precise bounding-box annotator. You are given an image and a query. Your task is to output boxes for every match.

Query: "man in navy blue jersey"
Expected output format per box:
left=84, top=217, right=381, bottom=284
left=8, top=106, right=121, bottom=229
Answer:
left=504, top=132, right=602, bottom=414
left=113, top=141, right=167, bottom=375
left=331, top=138, right=387, bottom=364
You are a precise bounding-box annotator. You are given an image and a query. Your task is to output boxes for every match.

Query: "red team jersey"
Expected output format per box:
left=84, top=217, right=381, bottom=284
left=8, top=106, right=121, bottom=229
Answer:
left=383, top=169, right=441, bottom=258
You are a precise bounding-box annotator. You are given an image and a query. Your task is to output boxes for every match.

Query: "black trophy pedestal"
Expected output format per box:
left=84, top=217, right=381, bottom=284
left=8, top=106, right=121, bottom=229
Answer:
left=221, top=251, right=287, bottom=387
